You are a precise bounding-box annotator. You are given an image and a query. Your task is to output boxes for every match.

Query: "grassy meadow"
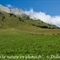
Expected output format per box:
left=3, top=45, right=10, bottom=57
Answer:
left=0, top=29, right=60, bottom=60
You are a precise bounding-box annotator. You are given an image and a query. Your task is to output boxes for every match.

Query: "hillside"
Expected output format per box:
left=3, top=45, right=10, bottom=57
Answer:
left=0, top=4, right=59, bottom=30
left=0, top=3, right=60, bottom=60
left=0, top=11, right=60, bottom=35
left=0, top=11, right=58, bottom=28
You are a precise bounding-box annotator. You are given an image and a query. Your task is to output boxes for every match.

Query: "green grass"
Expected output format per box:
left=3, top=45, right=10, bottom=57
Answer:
left=0, top=11, right=60, bottom=60
left=0, top=29, right=60, bottom=60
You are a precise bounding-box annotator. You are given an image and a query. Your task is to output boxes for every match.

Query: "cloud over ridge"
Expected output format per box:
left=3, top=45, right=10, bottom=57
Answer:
left=25, top=9, right=60, bottom=27
left=6, top=4, right=12, bottom=8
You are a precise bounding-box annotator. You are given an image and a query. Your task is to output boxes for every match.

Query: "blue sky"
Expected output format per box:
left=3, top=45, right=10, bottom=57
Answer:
left=0, top=0, right=60, bottom=16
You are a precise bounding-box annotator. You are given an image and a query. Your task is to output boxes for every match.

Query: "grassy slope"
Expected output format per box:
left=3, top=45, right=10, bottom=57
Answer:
left=0, top=29, right=60, bottom=60
left=0, top=11, right=60, bottom=35
left=0, top=11, right=60, bottom=60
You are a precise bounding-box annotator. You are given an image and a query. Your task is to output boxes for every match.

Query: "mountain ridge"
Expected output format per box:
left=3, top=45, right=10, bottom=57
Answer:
left=0, top=4, right=59, bottom=31
left=0, top=4, right=24, bottom=15
left=0, top=11, right=59, bottom=29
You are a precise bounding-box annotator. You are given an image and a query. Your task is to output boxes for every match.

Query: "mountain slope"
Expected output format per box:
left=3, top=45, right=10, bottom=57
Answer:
left=0, top=4, right=59, bottom=29
left=0, top=11, right=58, bottom=28
left=0, top=11, right=60, bottom=35
left=0, top=4, right=59, bottom=33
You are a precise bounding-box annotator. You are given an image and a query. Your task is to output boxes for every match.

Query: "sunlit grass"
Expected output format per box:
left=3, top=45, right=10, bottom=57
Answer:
left=0, top=29, right=60, bottom=60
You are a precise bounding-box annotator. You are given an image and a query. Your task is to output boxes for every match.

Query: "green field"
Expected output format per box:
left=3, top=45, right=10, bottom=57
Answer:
left=0, top=11, right=60, bottom=60
left=0, top=29, right=60, bottom=60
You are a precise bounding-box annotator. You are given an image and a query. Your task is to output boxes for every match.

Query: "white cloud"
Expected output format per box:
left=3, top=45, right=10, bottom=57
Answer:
left=24, top=9, right=60, bottom=27
left=6, top=4, right=12, bottom=8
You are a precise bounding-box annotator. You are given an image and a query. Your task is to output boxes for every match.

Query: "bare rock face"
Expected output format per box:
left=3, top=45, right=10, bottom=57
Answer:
left=0, top=4, right=24, bottom=15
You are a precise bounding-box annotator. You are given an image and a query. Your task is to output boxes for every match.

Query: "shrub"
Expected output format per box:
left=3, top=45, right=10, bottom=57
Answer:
left=37, top=25, right=48, bottom=28
left=2, top=16, right=5, bottom=21
left=18, top=17, right=24, bottom=22
left=9, top=13, right=14, bottom=16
